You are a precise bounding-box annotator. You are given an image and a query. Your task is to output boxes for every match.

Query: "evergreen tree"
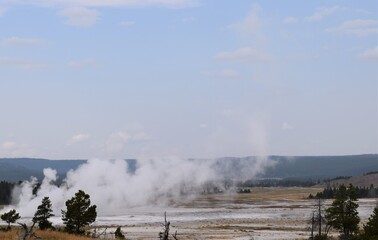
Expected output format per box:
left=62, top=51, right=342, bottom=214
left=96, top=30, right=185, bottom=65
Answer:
left=363, top=206, right=378, bottom=239
left=325, top=184, right=360, bottom=239
left=33, top=196, right=54, bottom=230
left=0, top=209, right=20, bottom=230
left=61, top=190, right=97, bottom=234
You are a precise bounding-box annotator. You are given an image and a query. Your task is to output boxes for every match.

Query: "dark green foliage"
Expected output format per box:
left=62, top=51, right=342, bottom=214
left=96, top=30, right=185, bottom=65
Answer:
left=33, top=196, right=54, bottom=230
left=325, top=184, right=360, bottom=239
left=240, top=178, right=317, bottom=187
left=363, top=207, right=378, bottom=239
left=115, top=227, right=125, bottom=239
left=0, top=181, right=15, bottom=205
left=313, top=235, right=328, bottom=240
left=0, top=209, right=20, bottom=229
left=61, top=190, right=97, bottom=234
left=312, top=185, right=378, bottom=199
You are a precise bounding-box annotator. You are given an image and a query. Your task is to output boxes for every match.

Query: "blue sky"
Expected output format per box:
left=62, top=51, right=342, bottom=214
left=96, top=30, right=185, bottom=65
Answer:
left=0, top=0, right=377, bottom=159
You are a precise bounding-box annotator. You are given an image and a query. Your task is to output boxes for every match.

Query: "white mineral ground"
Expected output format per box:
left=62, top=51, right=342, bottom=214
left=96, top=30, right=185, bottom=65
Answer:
left=17, top=187, right=378, bottom=240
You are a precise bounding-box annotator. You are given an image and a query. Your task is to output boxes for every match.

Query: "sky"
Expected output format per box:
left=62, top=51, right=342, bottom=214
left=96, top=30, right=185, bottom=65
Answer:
left=0, top=0, right=377, bottom=159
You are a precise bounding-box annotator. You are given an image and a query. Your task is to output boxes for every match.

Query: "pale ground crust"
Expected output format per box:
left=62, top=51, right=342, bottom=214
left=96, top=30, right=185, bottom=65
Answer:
left=95, top=187, right=377, bottom=240
left=3, top=188, right=377, bottom=240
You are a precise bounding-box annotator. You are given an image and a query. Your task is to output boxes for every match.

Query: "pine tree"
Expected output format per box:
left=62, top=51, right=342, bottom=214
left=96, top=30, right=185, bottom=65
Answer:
left=61, top=190, right=97, bottom=234
left=363, top=206, right=378, bottom=239
left=33, top=196, right=54, bottom=230
left=0, top=209, right=20, bottom=230
left=325, top=184, right=360, bottom=239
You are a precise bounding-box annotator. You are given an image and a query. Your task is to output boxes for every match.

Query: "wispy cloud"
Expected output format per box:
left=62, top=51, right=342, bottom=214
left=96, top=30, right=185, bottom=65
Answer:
left=120, top=21, right=135, bottom=27
left=281, top=122, right=294, bottom=130
left=58, top=7, right=101, bottom=27
left=0, top=141, right=36, bottom=157
left=327, top=19, right=378, bottom=37
left=105, top=129, right=151, bottom=157
left=1, top=37, right=47, bottom=46
left=0, top=6, right=7, bottom=16
left=214, top=47, right=271, bottom=64
left=305, top=6, right=340, bottom=22
left=69, top=134, right=90, bottom=143
left=283, top=16, right=298, bottom=24
left=181, top=17, right=194, bottom=23
left=228, top=4, right=261, bottom=37
left=68, top=58, right=96, bottom=68
left=7, top=0, right=200, bottom=8
left=0, top=57, right=49, bottom=69
left=203, top=69, right=242, bottom=79
left=359, top=46, right=378, bottom=61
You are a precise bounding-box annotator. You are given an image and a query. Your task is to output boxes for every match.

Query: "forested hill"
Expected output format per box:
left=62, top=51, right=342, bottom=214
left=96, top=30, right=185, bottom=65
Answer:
left=263, top=154, right=378, bottom=179
left=0, top=154, right=377, bottom=182
left=0, top=158, right=86, bottom=182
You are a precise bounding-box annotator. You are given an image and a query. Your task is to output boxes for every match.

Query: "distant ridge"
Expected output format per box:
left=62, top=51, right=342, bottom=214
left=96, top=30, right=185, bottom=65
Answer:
left=0, top=158, right=86, bottom=182
left=0, top=154, right=377, bottom=182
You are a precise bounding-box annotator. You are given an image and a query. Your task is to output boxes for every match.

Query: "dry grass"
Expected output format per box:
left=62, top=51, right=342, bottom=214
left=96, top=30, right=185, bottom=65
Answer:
left=0, top=228, right=103, bottom=240
left=235, top=187, right=323, bottom=200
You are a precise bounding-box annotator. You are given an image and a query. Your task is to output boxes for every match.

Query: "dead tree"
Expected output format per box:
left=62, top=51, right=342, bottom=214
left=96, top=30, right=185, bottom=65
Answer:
left=309, top=212, right=315, bottom=240
left=308, top=198, right=328, bottom=239
left=172, top=230, right=178, bottom=240
left=90, top=227, right=108, bottom=239
left=159, top=212, right=170, bottom=240
left=17, top=222, right=41, bottom=240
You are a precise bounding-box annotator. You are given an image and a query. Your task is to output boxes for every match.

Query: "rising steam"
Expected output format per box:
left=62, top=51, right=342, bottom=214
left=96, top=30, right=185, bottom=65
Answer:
left=4, top=156, right=273, bottom=217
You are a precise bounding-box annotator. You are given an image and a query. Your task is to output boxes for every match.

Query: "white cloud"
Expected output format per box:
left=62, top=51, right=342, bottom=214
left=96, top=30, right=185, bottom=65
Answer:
left=281, top=122, right=293, bottom=130
left=1, top=37, right=47, bottom=46
left=359, top=46, right=378, bottom=61
left=305, top=6, right=340, bottom=22
left=283, top=16, right=298, bottom=24
left=58, top=7, right=101, bottom=27
left=199, top=123, right=208, bottom=128
left=68, top=58, right=96, bottom=68
left=327, top=19, right=378, bottom=37
left=0, top=57, right=49, bottom=69
left=119, top=21, right=135, bottom=27
left=8, top=0, right=199, bottom=8
left=69, top=134, right=90, bottom=143
left=228, top=4, right=261, bottom=37
left=0, top=141, right=36, bottom=157
left=214, top=47, right=271, bottom=64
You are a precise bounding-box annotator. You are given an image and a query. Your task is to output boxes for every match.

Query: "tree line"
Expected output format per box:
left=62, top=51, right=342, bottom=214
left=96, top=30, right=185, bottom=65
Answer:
left=309, top=184, right=378, bottom=199
left=0, top=190, right=107, bottom=239
left=0, top=181, right=15, bottom=205
left=0, top=190, right=178, bottom=240
left=308, top=184, right=378, bottom=240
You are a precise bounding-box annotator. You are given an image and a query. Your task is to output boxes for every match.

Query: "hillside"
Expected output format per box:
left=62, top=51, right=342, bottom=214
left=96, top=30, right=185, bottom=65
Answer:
left=0, top=154, right=377, bottom=182
left=0, top=158, right=86, bottom=182
left=263, top=154, right=378, bottom=179
left=325, top=173, right=378, bottom=188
